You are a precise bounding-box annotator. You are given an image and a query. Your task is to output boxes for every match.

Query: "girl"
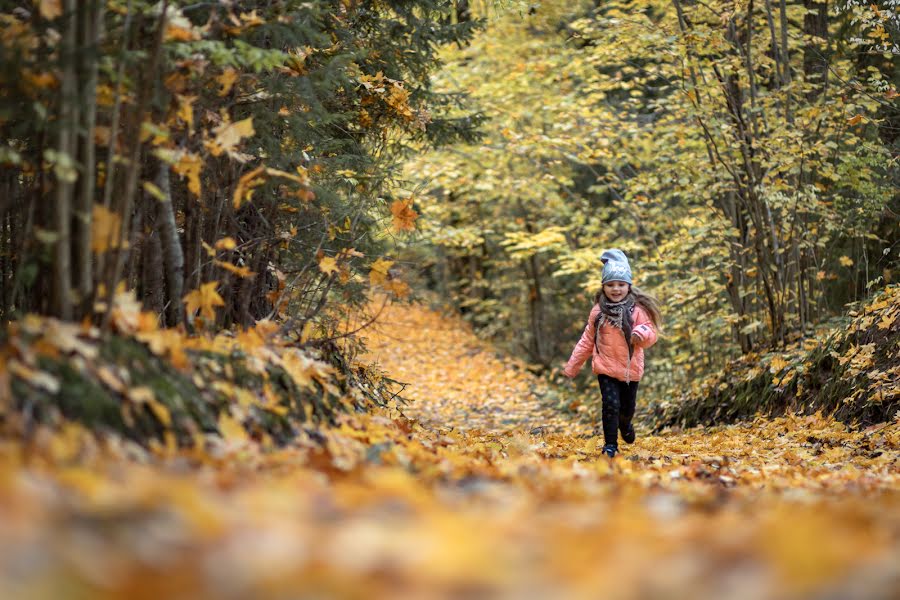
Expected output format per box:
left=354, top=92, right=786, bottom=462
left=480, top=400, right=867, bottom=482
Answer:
left=563, top=249, right=661, bottom=458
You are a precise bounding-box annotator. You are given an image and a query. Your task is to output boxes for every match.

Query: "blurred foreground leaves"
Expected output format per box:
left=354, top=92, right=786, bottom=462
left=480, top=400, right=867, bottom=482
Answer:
left=0, top=302, right=897, bottom=599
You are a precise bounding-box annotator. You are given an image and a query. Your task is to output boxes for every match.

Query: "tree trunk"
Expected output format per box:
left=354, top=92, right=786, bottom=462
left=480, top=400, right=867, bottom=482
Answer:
left=101, top=1, right=168, bottom=328
left=155, top=162, right=184, bottom=326
left=52, top=0, right=78, bottom=320
left=73, top=0, right=102, bottom=318
left=803, top=0, right=829, bottom=101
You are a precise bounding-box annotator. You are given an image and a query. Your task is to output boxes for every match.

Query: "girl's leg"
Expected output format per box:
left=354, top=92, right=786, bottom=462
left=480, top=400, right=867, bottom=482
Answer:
left=597, top=375, right=621, bottom=450
left=618, top=380, right=639, bottom=442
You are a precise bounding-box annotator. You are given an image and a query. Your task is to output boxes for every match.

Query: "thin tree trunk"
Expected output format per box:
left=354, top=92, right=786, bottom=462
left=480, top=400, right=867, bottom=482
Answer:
left=52, top=0, right=78, bottom=320
left=803, top=0, right=829, bottom=101
left=155, top=162, right=184, bottom=326
left=142, top=230, right=165, bottom=317
left=74, top=0, right=101, bottom=317
left=101, top=1, right=168, bottom=327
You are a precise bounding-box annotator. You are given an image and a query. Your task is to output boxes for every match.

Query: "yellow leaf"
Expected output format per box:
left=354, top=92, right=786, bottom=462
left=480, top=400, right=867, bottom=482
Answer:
left=839, top=256, right=854, bottom=267
left=318, top=256, right=339, bottom=276
left=172, top=152, right=202, bottom=197
left=177, top=95, right=196, bottom=130
left=218, top=413, right=248, bottom=442
left=206, top=117, right=255, bottom=158
left=391, top=198, right=418, bottom=232
left=214, top=259, right=255, bottom=279
left=215, top=237, right=237, bottom=251
left=233, top=165, right=265, bottom=210
left=37, top=0, right=62, bottom=20
left=143, top=181, right=166, bottom=201
left=91, top=205, right=122, bottom=254
left=183, top=282, right=225, bottom=321
left=769, top=355, right=790, bottom=373
left=369, top=258, right=393, bottom=286
left=265, top=166, right=310, bottom=186
left=217, top=68, right=238, bottom=97
left=846, top=114, right=864, bottom=125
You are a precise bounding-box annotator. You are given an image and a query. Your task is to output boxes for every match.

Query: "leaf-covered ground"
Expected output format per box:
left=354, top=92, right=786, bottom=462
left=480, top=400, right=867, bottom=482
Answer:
left=1, top=302, right=899, bottom=599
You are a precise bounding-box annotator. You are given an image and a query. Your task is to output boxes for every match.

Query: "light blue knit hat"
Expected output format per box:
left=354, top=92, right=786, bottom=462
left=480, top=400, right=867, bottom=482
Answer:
left=600, top=249, right=633, bottom=284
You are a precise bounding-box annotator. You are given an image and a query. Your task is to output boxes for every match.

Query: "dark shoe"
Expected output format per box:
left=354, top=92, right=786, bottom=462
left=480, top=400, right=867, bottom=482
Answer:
left=602, top=444, right=617, bottom=458
left=621, top=422, right=635, bottom=444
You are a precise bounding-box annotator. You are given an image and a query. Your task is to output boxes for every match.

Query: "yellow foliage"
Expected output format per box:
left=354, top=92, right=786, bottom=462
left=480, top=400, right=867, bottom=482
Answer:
left=183, top=282, right=225, bottom=321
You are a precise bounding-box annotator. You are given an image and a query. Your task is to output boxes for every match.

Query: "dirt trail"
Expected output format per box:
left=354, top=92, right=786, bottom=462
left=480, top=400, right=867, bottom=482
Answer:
left=0, top=302, right=898, bottom=599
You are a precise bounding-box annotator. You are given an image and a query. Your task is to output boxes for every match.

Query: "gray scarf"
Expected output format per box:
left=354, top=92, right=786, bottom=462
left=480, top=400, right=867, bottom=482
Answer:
left=594, top=295, right=636, bottom=359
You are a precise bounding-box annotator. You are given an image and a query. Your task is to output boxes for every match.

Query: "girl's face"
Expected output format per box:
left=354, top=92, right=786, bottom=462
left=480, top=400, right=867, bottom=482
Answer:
left=603, top=281, right=630, bottom=302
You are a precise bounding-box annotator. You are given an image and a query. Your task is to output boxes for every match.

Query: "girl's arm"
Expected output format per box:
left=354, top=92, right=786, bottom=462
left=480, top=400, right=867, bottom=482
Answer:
left=631, top=306, right=658, bottom=349
left=563, top=305, right=599, bottom=378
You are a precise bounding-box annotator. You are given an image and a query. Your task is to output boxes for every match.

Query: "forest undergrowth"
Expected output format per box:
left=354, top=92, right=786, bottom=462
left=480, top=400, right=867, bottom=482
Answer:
left=1, top=300, right=898, bottom=600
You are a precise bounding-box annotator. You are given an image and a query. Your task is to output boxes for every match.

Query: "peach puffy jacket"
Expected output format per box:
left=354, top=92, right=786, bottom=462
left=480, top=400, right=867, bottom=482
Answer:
left=563, top=303, right=657, bottom=382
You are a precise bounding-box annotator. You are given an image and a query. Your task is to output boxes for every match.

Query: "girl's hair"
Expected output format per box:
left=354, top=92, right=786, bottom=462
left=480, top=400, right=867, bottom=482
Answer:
left=593, top=285, right=663, bottom=331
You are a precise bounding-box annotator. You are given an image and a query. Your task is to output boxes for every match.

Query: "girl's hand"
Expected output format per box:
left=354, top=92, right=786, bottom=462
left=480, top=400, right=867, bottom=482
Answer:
left=631, top=331, right=643, bottom=343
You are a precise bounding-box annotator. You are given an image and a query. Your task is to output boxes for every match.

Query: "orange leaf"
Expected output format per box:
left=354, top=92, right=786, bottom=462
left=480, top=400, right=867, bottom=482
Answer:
left=391, top=198, right=418, bottom=232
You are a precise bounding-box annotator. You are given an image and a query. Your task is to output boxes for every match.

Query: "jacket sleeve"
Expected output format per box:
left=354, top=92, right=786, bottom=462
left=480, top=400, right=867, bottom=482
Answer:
left=631, top=306, right=658, bottom=349
left=564, top=306, right=599, bottom=377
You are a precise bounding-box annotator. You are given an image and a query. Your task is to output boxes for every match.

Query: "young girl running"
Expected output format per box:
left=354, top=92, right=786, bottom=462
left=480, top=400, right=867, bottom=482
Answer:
left=563, top=249, right=661, bottom=458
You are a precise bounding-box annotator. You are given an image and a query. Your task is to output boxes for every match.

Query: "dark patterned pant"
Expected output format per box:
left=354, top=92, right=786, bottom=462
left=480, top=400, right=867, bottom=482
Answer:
left=597, top=374, right=639, bottom=448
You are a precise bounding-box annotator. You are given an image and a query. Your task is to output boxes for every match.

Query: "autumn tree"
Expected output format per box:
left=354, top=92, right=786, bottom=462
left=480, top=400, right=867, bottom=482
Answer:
left=0, top=0, right=480, bottom=340
left=401, top=0, right=899, bottom=396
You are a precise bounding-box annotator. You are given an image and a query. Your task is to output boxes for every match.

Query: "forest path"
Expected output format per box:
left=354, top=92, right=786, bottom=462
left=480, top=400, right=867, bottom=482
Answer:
left=363, top=299, right=581, bottom=434
left=358, top=301, right=900, bottom=598
left=0, top=302, right=897, bottom=599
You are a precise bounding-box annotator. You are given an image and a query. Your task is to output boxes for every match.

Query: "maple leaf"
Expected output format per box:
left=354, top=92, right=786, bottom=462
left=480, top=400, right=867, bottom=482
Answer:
left=183, top=282, right=225, bottom=321
left=318, top=256, right=340, bottom=276
left=170, top=151, right=202, bottom=197
left=385, top=278, right=410, bottom=298
left=369, top=258, right=393, bottom=286
left=769, top=355, right=790, bottom=373
left=206, top=117, right=255, bottom=158
left=391, top=198, right=418, bottom=232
